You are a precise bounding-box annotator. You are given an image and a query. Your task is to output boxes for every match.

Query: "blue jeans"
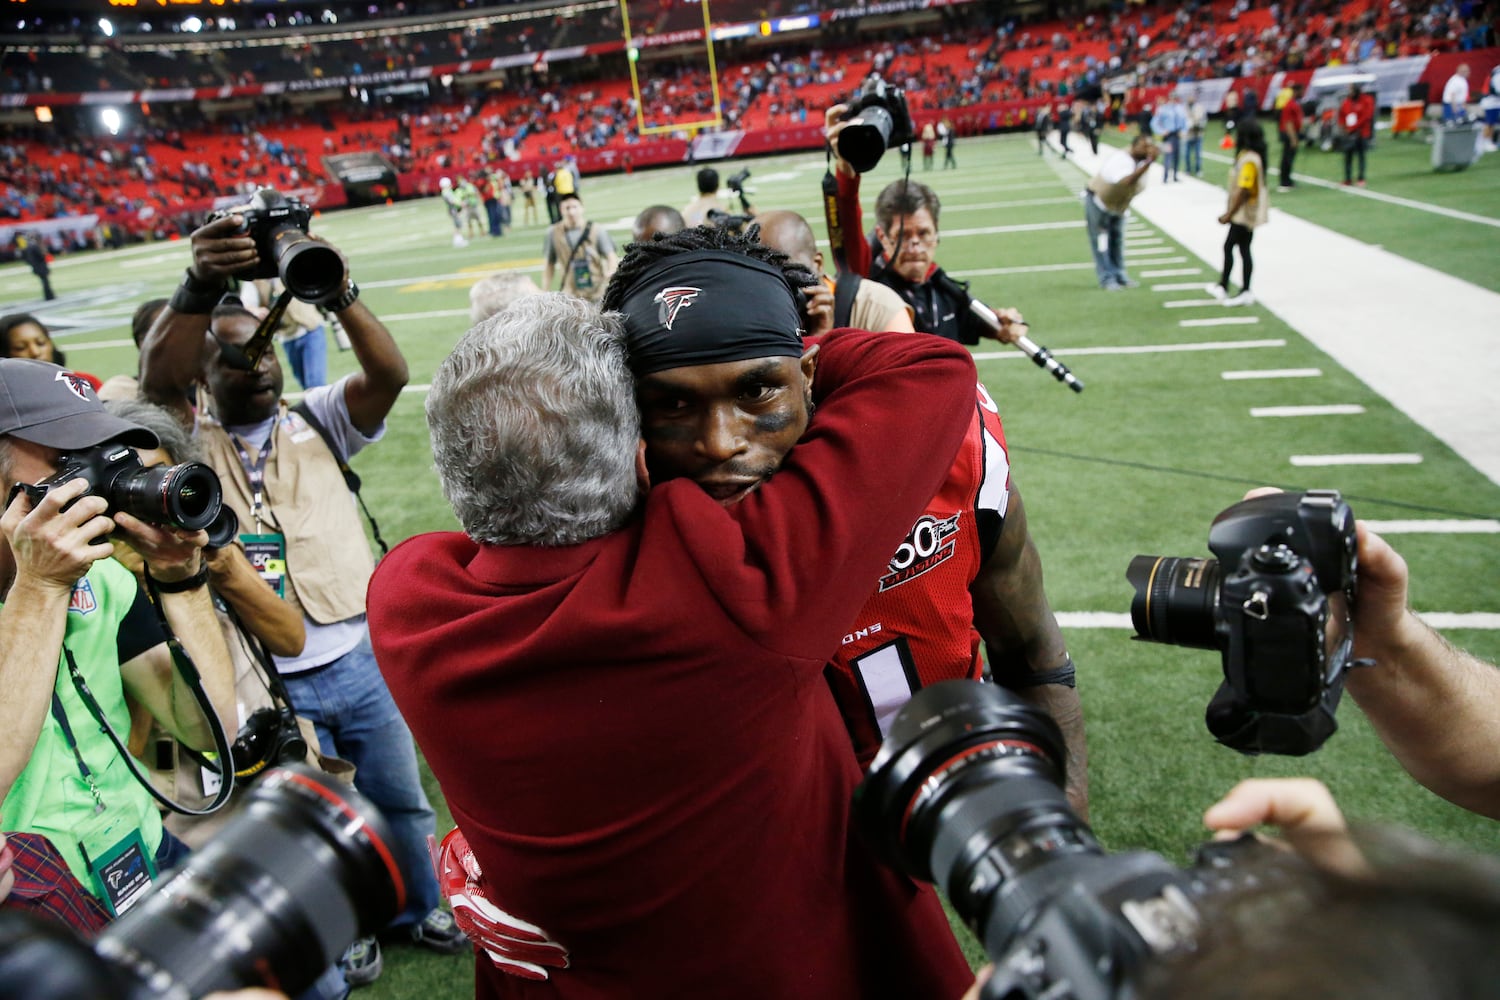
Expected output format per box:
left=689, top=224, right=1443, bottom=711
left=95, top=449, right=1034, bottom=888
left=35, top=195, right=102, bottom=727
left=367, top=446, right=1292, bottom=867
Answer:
left=1161, top=133, right=1180, bottom=179
left=1084, top=197, right=1127, bottom=288
left=282, top=633, right=440, bottom=930
left=282, top=326, right=328, bottom=390
left=1184, top=134, right=1203, bottom=174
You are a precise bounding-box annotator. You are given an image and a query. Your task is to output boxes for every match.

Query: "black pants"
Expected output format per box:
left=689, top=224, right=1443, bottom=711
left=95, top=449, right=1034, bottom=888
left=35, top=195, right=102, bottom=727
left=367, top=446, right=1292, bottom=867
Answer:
left=1343, top=136, right=1367, bottom=182
left=33, top=268, right=54, bottom=300
left=1279, top=131, right=1298, bottom=187
left=1219, top=223, right=1254, bottom=292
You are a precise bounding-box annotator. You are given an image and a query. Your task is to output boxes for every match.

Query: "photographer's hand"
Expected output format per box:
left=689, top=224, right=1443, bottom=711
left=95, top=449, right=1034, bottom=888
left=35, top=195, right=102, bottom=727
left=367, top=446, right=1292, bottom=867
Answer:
left=190, top=213, right=259, bottom=283
left=823, top=103, right=859, bottom=178
left=112, top=511, right=206, bottom=585
left=991, top=307, right=1027, bottom=345
left=1203, top=778, right=1365, bottom=876
left=802, top=281, right=836, bottom=336
left=2, top=478, right=114, bottom=595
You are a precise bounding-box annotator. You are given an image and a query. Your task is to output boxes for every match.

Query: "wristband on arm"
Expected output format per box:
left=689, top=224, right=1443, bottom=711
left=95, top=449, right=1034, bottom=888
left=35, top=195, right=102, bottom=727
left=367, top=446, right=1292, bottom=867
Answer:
left=169, top=269, right=227, bottom=314
left=995, top=655, right=1077, bottom=689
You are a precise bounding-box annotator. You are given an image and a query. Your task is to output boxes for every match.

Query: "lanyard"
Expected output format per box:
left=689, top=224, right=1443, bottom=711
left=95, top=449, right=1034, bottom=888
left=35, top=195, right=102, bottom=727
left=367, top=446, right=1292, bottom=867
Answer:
left=48, top=673, right=106, bottom=815
left=231, top=429, right=273, bottom=529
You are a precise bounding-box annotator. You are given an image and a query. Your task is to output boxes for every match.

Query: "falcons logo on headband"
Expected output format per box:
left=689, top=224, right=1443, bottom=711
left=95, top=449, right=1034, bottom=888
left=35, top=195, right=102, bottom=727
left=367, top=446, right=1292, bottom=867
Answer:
left=55, top=370, right=93, bottom=401
left=653, top=286, right=701, bottom=330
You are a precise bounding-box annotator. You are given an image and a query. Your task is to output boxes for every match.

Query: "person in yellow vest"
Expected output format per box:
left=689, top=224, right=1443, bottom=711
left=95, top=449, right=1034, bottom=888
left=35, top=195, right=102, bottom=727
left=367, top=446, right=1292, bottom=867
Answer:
left=139, top=214, right=469, bottom=987
left=1083, top=132, right=1158, bottom=290
left=542, top=193, right=617, bottom=303
left=1208, top=118, right=1270, bottom=308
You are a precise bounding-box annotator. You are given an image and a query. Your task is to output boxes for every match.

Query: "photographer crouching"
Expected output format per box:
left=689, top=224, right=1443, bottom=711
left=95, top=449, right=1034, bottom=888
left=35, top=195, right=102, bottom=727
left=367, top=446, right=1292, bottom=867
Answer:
left=823, top=85, right=1027, bottom=346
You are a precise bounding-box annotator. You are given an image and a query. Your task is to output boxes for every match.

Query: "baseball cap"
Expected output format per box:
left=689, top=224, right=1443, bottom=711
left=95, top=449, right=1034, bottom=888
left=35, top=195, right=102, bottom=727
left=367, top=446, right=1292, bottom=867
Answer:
left=0, top=359, right=159, bottom=451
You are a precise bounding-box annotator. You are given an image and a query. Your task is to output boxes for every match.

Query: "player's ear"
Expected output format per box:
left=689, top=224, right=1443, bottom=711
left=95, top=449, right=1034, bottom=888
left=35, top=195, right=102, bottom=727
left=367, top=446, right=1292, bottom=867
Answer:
left=799, top=342, right=820, bottom=389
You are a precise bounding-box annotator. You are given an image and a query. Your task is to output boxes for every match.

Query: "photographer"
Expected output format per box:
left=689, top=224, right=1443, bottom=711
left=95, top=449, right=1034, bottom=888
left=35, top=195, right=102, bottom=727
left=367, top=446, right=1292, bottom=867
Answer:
left=0, top=360, right=236, bottom=912
left=755, top=209, right=914, bottom=334
left=140, top=213, right=465, bottom=985
left=681, top=167, right=727, bottom=228
left=823, top=102, right=1027, bottom=346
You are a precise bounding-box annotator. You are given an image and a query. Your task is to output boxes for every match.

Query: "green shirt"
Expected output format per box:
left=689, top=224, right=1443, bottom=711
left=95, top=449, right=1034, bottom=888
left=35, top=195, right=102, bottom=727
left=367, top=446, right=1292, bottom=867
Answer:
left=0, top=558, right=163, bottom=887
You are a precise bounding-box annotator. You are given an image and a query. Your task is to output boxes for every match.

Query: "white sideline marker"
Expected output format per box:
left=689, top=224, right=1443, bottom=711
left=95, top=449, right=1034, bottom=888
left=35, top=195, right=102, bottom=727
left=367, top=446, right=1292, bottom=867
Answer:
left=1181, top=316, right=1260, bottom=327
left=1140, top=255, right=1187, bottom=264
left=1364, top=520, right=1500, bottom=534
left=1126, top=246, right=1177, bottom=256
left=1222, top=368, right=1323, bottom=380
left=1251, top=404, right=1365, bottom=417
left=1164, top=299, right=1230, bottom=308
left=1290, top=453, right=1423, bottom=466
left=1125, top=237, right=1164, bottom=245
left=1153, top=282, right=1213, bottom=291
left=1142, top=267, right=1202, bottom=277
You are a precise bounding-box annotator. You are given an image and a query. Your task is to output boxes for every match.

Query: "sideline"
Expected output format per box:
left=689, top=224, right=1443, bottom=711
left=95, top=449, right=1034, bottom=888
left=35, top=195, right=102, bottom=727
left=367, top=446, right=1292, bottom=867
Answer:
left=1056, top=138, right=1500, bottom=488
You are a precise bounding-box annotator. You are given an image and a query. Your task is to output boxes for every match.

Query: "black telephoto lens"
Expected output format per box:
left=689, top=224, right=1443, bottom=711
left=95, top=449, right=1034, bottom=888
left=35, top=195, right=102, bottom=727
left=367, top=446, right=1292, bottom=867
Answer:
left=1126, top=554, right=1222, bottom=650
left=95, top=766, right=406, bottom=998
left=110, top=461, right=223, bottom=533
left=838, top=106, right=895, bottom=173
left=273, top=228, right=344, bottom=303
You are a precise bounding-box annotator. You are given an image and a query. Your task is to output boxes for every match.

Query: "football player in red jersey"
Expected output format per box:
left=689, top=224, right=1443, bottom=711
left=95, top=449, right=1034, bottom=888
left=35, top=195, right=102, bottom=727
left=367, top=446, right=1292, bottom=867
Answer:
left=605, top=223, right=1088, bottom=816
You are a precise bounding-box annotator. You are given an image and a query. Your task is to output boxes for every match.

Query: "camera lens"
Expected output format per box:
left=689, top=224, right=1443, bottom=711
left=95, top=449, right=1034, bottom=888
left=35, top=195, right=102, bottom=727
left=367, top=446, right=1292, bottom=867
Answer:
left=838, top=106, right=895, bottom=173
left=205, top=504, right=239, bottom=551
left=96, top=766, right=406, bottom=998
left=855, top=682, right=1100, bottom=942
left=0, top=913, right=124, bottom=1000
left=272, top=228, right=344, bottom=303
left=1127, top=555, right=1222, bottom=649
left=110, top=460, right=223, bottom=533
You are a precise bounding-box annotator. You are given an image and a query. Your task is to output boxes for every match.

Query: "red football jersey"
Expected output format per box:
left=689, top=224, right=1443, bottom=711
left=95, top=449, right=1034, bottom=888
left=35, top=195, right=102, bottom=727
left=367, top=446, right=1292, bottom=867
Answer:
left=827, top=382, right=1011, bottom=766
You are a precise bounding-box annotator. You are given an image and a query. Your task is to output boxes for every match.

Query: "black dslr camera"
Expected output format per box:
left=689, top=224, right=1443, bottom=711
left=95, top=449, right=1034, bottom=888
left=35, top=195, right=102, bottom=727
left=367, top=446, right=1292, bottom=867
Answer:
left=837, top=74, right=914, bottom=173
left=9, top=442, right=222, bottom=535
left=0, top=767, right=404, bottom=1000
left=231, top=705, right=309, bottom=778
left=726, top=167, right=753, bottom=213
left=856, top=681, right=1267, bottom=1000
left=208, top=188, right=344, bottom=303
left=1127, top=489, right=1359, bottom=756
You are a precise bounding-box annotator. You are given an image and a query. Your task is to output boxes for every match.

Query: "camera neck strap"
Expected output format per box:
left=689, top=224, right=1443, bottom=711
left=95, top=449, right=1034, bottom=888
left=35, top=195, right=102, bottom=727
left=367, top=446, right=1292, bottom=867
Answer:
left=217, top=287, right=293, bottom=373
left=53, top=579, right=237, bottom=817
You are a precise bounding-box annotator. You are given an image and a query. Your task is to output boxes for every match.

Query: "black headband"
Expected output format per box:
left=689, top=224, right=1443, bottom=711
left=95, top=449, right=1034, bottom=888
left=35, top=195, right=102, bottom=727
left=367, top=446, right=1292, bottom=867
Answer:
left=617, top=250, right=804, bottom=376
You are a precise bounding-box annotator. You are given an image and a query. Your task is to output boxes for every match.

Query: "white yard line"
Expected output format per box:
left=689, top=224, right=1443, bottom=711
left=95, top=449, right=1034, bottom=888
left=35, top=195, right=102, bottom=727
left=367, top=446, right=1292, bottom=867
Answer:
left=1363, top=519, right=1500, bottom=533
left=1141, top=267, right=1203, bottom=277
left=1290, top=453, right=1423, bottom=466
left=1221, top=368, right=1323, bottom=380
left=1180, top=316, right=1260, bottom=326
left=973, top=338, right=1285, bottom=361
left=1250, top=404, right=1366, bottom=417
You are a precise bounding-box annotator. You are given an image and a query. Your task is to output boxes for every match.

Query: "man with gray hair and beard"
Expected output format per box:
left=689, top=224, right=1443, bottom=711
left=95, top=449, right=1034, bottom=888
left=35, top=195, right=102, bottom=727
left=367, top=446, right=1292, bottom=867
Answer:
left=367, top=288, right=978, bottom=999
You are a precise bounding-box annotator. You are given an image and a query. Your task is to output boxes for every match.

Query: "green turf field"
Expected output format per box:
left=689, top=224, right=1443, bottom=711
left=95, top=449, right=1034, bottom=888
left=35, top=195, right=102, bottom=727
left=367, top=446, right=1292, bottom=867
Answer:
left=3, top=124, right=1496, bottom=992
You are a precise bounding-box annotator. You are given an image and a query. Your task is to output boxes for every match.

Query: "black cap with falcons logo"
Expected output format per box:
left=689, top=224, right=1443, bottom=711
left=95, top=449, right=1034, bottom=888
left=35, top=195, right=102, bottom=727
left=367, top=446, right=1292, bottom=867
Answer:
left=0, top=359, right=159, bottom=451
left=618, top=250, right=804, bottom=376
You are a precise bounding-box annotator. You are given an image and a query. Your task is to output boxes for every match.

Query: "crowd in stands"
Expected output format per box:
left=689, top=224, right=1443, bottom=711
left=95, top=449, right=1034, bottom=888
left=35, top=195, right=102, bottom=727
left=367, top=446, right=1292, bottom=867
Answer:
left=0, top=0, right=1495, bottom=255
